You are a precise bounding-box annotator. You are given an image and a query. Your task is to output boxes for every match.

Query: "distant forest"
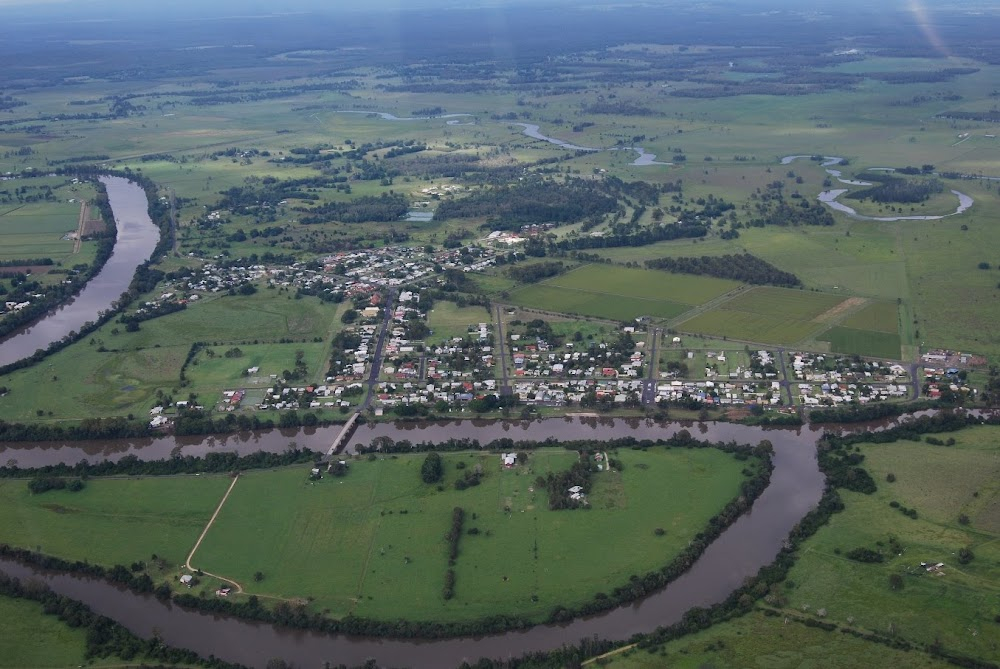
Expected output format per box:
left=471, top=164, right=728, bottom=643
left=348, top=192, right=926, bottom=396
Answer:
left=645, top=254, right=801, bottom=287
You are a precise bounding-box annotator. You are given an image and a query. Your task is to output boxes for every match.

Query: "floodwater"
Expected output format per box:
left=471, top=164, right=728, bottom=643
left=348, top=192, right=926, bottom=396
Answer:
left=0, top=177, right=161, bottom=367
left=0, top=417, right=824, bottom=669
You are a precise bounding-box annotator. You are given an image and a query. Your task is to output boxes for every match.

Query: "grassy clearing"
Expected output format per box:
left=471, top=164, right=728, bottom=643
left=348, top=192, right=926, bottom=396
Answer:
left=781, top=426, right=1000, bottom=662
left=677, top=287, right=846, bottom=345
left=427, top=301, right=492, bottom=342
left=0, top=475, right=231, bottom=568
left=0, top=344, right=189, bottom=422
left=195, top=446, right=751, bottom=622
left=601, top=610, right=953, bottom=669
left=548, top=265, right=741, bottom=306
left=185, top=342, right=329, bottom=396
left=507, top=284, right=690, bottom=321
left=118, top=291, right=337, bottom=349
left=819, top=325, right=902, bottom=359
left=506, top=264, right=738, bottom=322
left=0, top=594, right=134, bottom=669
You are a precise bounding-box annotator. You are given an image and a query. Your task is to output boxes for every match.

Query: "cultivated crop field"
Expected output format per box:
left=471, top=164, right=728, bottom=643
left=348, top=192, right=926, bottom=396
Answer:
left=781, top=426, right=1000, bottom=662
left=507, top=264, right=739, bottom=322
left=841, top=301, right=900, bottom=333
left=193, top=446, right=753, bottom=622
left=819, top=326, right=902, bottom=359
left=677, top=287, right=846, bottom=345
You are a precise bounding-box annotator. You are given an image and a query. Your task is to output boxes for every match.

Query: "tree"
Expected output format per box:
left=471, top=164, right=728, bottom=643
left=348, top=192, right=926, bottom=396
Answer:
left=253, top=571, right=265, bottom=582
left=888, top=573, right=904, bottom=590
left=421, top=452, right=443, bottom=484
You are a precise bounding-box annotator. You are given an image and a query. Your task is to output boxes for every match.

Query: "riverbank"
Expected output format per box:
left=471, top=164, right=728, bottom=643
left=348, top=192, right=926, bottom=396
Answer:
left=0, top=174, right=164, bottom=372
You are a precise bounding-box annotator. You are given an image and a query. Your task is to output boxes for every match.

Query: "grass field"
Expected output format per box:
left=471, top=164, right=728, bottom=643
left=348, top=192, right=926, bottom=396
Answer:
left=0, top=476, right=231, bottom=567
left=0, top=293, right=344, bottom=422
left=507, top=264, right=739, bottom=322
left=677, top=287, right=846, bottom=345
left=427, top=301, right=492, bottom=342
left=819, top=325, right=902, bottom=359
left=185, top=342, right=330, bottom=397
left=601, top=609, right=955, bottom=669
left=780, top=426, right=1000, bottom=662
left=194, top=446, right=753, bottom=622
left=0, top=594, right=133, bottom=669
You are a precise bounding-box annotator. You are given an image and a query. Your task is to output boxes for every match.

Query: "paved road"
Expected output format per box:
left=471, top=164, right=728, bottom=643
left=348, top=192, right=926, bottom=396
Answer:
left=642, top=327, right=660, bottom=405
left=360, top=289, right=397, bottom=411
left=494, top=305, right=512, bottom=395
left=776, top=348, right=795, bottom=406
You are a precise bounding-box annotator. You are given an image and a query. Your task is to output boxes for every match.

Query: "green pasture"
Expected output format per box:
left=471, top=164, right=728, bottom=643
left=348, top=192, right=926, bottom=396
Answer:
left=194, top=446, right=754, bottom=622
left=506, top=264, right=739, bottom=322
left=115, top=291, right=339, bottom=350
left=427, top=301, right=492, bottom=342
left=507, top=283, right=690, bottom=322
left=677, top=287, right=846, bottom=345
left=602, top=610, right=952, bottom=669
left=0, top=475, right=230, bottom=567
left=549, top=265, right=741, bottom=306
left=0, top=343, right=188, bottom=422
left=0, top=594, right=134, bottom=669
left=818, top=326, right=902, bottom=360
left=185, top=342, right=330, bottom=397
left=782, top=426, right=1000, bottom=662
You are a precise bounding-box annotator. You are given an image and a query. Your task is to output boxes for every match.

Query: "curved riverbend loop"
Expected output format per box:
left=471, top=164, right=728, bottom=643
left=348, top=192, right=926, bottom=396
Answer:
left=0, top=419, right=823, bottom=669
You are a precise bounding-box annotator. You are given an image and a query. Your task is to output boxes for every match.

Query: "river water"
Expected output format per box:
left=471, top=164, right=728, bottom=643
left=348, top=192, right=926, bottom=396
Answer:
left=0, top=417, right=825, bottom=669
left=0, top=177, right=161, bottom=367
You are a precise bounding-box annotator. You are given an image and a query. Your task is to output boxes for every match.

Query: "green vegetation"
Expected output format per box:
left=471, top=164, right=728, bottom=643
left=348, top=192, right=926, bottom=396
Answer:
left=819, top=325, right=902, bottom=359
left=601, top=610, right=953, bottom=669
left=678, top=287, right=845, bottom=345
left=782, top=426, right=1000, bottom=663
left=0, top=594, right=131, bottom=669
left=0, top=475, right=230, bottom=567
left=507, top=264, right=738, bottom=322
left=427, top=301, right=492, bottom=341
left=194, top=447, right=751, bottom=622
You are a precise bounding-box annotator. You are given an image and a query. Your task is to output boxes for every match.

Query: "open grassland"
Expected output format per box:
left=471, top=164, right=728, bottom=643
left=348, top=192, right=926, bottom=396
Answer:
left=119, top=291, right=338, bottom=349
left=0, top=475, right=231, bottom=567
left=0, top=595, right=133, bottom=669
left=427, top=301, right=492, bottom=342
left=507, top=264, right=738, bottom=322
left=781, top=426, right=1000, bottom=663
left=819, top=326, right=902, bottom=359
left=186, top=341, right=330, bottom=398
left=194, top=446, right=751, bottom=622
left=0, top=292, right=343, bottom=422
left=550, top=265, right=740, bottom=306
left=677, top=287, right=846, bottom=345
left=601, top=610, right=953, bottom=669
left=0, top=343, right=189, bottom=422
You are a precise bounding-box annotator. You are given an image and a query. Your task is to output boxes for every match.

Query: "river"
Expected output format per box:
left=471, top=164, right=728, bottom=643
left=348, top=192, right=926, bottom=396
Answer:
left=0, top=417, right=825, bottom=669
left=780, top=155, right=974, bottom=221
left=0, top=177, right=161, bottom=367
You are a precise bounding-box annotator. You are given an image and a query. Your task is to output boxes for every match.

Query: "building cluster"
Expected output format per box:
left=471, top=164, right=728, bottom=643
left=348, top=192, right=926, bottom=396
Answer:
left=790, top=352, right=910, bottom=404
